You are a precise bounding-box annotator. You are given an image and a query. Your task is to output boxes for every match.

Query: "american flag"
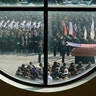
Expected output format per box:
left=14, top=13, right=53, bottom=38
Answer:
left=84, top=26, right=87, bottom=40
left=90, top=17, right=95, bottom=40
left=62, top=21, right=67, bottom=36
left=81, top=44, right=96, bottom=48
left=67, top=42, right=96, bottom=48
left=69, top=21, right=74, bottom=36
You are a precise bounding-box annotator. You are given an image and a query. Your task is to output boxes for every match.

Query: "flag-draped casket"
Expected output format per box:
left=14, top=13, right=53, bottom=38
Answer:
left=71, top=48, right=96, bottom=64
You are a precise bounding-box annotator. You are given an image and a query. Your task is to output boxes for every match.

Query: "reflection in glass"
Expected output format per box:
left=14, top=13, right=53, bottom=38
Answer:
left=48, top=12, right=96, bottom=84
left=48, top=0, right=96, bottom=7
left=0, top=0, right=44, bottom=7
left=0, top=11, right=44, bottom=84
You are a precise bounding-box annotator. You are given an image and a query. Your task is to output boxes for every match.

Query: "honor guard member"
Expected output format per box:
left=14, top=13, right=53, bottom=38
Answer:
left=56, top=34, right=61, bottom=56
left=61, top=39, right=67, bottom=63
left=21, top=33, right=28, bottom=52
left=33, top=30, right=39, bottom=53
left=24, top=32, right=28, bottom=52
left=16, top=32, right=22, bottom=53
left=9, top=32, right=16, bottom=52
left=28, top=32, right=33, bottom=53
left=38, top=41, right=43, bottom=63
left=53, top=37, right=58, bottom=56
left=66, top=35, right=73, bottom=56
left=2, top=32, right=8, bottom=52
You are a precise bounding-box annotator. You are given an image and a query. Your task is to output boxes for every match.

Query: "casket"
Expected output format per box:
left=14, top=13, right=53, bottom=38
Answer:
left=71, top=48, right=96, bottom=56
left=71, top=48, right=96, bottom=64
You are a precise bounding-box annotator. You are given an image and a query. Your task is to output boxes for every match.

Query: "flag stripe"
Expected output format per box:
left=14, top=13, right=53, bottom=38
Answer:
left=67, top=42, right=96, bottom=48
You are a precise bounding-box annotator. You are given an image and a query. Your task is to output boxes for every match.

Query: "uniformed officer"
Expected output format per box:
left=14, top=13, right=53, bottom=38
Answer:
left=16, top=32, right=22, bottom=53
left=61, top=39, right=67, bottom=63
left=53, top=37, right=58, bottom=56
left=28, top=32, right=33, bottom=53
left=33, top=30, right=39, bottom=53
left=38, top=41, right=43, bottom=63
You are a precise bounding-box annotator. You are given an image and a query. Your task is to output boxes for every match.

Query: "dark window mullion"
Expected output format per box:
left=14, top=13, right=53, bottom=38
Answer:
left=44, top=0, right=48, bottom=86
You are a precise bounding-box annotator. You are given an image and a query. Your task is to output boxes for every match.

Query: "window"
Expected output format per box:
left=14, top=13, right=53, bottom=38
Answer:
left=0, top=0, right=96, bottom=92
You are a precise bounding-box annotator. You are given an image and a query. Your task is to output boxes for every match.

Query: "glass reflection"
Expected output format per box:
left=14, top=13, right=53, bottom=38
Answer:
left=48, top=11, right=96, bottom=84
left=0, top=11, right=44, bottom=84
left=48, top=0, right=96, bottom=7
left=0, top=0, right=44, bottom=7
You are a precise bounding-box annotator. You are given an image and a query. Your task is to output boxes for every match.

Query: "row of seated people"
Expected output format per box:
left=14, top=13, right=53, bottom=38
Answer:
left=16, top=60, right=94, bottom=81
left=48, top=61, right=93, bottom=82
left=15, top=62, right=44, bottom=80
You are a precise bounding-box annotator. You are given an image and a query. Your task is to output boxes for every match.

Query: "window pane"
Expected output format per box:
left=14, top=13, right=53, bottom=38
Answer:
left=0, top=11, right=44, bottom=85
left=48, top=11, right=96, bottom=85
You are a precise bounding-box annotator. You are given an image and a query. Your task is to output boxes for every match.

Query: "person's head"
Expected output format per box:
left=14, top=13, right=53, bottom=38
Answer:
left=88, top=62, right=92, bottom=66
left=29, top=61, right=32, bottom=65
left=39, top=62, right=43, bottom=68
left=48, top=71, right=51, bottom=76
left=53, top=61, right=57, bottom=67
left=78, top=61, right=83, bottom=67
left=22, top=64, right=25, bottom=67
left=70, top=62, right=75, bottom=67
left=63, top=62, right=66, bottom=66
left=57, top=62, right=60, bottom=67
left=64, top=67, right=68, bottom=75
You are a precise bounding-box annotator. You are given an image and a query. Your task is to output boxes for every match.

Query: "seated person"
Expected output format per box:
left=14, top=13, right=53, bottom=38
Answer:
left=85, top=62, right=92, bottom=70
left=76, top=61, right=85, bottom=74
left=68, top=62, right=78, bottom=76
left=48, top=71, right=53, bottom=83
left=61, top=67, right=69, bottom=80
left=15, top=67, right=23, bottom=76
left=60, top=62, right=66, bottom=73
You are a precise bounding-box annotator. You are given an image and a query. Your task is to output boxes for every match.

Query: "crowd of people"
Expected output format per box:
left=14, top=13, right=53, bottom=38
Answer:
left=48, top=12, right=96, bottom=83
left=0, top=11, right=44, bottom=56
left=0, top=11, right=96, bottom=83
left=48, top=61, right=93, bottom=83
left=48, top=12, right=96, bottom=37
left=49, top=33, right=96, bottom=63
left=16, top=61, right=44, bottom=80
left=16, top=60, right=93, bottom=82
left=48, top=12, right=96, bottom=59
